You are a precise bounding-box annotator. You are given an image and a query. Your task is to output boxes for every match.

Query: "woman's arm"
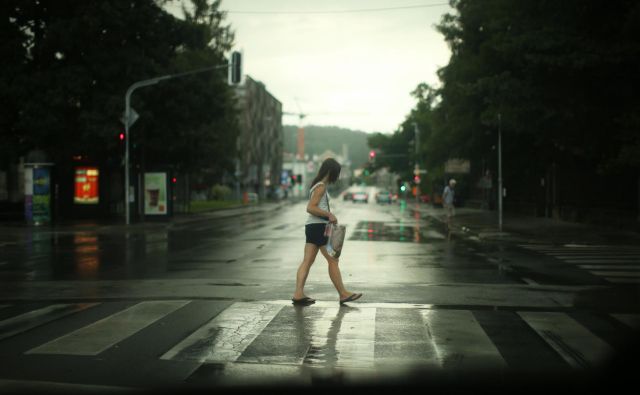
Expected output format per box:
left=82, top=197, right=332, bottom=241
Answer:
left=306, top=184, right=336, bottom=222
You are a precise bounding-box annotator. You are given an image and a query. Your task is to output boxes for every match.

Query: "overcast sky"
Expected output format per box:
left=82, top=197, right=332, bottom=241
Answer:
left=167, top=1, right=452, bottom=134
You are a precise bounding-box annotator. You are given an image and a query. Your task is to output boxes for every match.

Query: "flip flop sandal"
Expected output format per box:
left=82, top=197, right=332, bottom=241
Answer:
left=292, top=297, right=316, bottom=305
left=339, top=293, right=363, bottom=305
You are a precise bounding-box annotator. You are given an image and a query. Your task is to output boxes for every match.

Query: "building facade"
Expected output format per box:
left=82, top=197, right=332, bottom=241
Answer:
left=234, top=76, right=283, bottom=200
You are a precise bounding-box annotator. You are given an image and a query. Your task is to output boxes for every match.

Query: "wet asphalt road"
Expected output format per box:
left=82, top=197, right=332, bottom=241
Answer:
left=0, top=189, right=639, bottom=391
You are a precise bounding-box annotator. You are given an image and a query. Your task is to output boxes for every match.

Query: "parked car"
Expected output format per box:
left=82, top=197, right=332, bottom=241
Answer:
left=419, top=193, right=430, bottom=203
left=343, top=191, right=353, bottom=201
left=375, top=190, right=392, bottom=204
left=351, top=190, right=369, bottom=203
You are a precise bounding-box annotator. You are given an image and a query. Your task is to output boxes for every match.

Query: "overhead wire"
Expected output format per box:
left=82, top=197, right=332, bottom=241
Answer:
left=223, top=3, right=450, bottom=15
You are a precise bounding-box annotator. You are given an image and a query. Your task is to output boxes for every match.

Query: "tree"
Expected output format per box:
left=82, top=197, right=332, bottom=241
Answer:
left=0, top=0, right=239, bottom=178
left=431, top=0, right=640, bottom=212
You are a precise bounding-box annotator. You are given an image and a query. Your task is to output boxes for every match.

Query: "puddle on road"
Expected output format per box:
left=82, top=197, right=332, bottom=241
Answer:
left=349, top=220, right=445, bottom=243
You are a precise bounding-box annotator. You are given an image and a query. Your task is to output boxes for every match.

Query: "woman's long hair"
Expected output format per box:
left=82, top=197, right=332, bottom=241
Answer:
left=310, top=158, right=341, bottom=189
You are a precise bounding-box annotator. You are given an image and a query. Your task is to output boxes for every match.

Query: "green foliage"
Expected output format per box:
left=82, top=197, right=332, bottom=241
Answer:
left=0, top=0, right=239, bottom=177
left=282, top=125, right=370, bottom=168
left=210, top=184, right=232, bottom=200
left=434, top=0, right=640, bottom=176
left=390, top=0, right=640, bottom=210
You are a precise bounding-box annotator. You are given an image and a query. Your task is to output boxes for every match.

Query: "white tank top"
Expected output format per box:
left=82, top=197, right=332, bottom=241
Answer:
left=305, top=182, right=330, bottom=225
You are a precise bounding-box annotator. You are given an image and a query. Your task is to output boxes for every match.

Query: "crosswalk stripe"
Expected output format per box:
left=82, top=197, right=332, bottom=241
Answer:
left=160, top=302, right=283, bottom=363
left=604, top=277, right=640, bottom=284
left=518, top=312, right=614, bottom=369
left=552, top=254, right=640, bottom=262
left=0, top=303, right=97, bottom=341
left=305, top=307, right=376, bottom=368
left=589, top=271, right=640, bottom=277
left=26, top=301, right=189, bottom=356
left=611, top=314, right=640, bottom=330
left=566, top=259, right=639, bottom=264
left=519, top=244, right=640, bottom=284
left=579, top=265, right=640, bottom=270
left=519, top=245, right=640, bottom=253
left=3, top=299, right=632, bottom=373
left=419, top=309, right=506, bottom=370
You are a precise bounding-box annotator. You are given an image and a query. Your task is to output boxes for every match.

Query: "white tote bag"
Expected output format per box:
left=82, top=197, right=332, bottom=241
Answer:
left=325, top=223, right=346, bottom=258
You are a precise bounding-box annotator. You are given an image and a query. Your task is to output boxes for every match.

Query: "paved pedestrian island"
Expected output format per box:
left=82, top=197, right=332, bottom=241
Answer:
left=0, top=299, right=638, bottom=388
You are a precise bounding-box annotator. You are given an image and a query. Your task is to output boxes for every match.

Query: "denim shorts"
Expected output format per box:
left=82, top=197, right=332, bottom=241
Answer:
left=305, top=223, right=328, bottom=246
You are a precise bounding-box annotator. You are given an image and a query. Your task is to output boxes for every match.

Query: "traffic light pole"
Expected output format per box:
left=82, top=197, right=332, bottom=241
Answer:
left=498, top=113, right=503, bottom=232
left=123, top=63, right=234, bottom=225
left=413, top=123, right=420, bottom=203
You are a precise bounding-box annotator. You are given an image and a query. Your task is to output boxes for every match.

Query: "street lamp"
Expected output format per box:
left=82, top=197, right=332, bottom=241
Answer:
left=122, top=53, right=242, bottom=225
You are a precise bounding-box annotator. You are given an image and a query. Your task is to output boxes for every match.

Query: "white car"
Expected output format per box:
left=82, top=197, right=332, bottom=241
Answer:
left=351, top=191, right=369, bottom=203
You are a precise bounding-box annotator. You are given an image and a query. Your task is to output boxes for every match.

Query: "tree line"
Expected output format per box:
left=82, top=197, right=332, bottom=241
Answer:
left=0, top=0, right=239, bottom=180
left=283, top=125, right=371, bottom=169
left=369, top=0, right=640, bottom=222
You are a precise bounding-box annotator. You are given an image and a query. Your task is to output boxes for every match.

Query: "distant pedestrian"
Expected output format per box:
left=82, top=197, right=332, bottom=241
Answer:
left=292, top=158, right=362, bottom=306
left=443, top=179, right=457, bottom=220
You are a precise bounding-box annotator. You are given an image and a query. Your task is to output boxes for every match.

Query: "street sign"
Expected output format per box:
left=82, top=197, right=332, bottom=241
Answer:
left=120, top=108, right=139, bottom=128
left=444, top=158, right=470, bottom=174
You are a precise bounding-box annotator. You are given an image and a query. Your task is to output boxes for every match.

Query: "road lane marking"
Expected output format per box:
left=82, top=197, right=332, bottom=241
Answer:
left=518, top=312, right=613, bottom=369
left=589, top=271, right=640, bottom=277
left=27, top=301, right=189, bottom=355
left=418, top=309, right=505, bottom=370
left=161, top=302, right=282, bottom=363
left=579, top=265, right=640, bottom=270
left=0, top=304, right=97, bottom=341
left=611, top=314, right=640, bottom=330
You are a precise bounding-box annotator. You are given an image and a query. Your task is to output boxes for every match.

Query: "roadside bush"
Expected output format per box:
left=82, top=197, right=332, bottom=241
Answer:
left=210, top=184, right=232, bottom=200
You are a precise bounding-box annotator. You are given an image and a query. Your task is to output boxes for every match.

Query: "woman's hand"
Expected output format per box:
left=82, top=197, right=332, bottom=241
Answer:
left=328, top=213, right=338, bottom=224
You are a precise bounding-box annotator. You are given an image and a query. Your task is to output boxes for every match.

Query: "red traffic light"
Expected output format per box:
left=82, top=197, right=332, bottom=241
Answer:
left=414, top=175, right=421, bottom=183
left=119, top=132, right=125, bottom=141
left=369, top=150, right=376, bottom=158
left=171, top=177, right=177, bottom=183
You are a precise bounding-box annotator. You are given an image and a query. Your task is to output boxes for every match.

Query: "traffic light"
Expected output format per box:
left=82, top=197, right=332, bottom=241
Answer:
left=414, top=175, right=421, bottom=184
left=118, top=132, right=125, bottom=141
left=230, top=51, right=242, bottom=84
left=297, top=174, right=302, bottom=184
left=369, top=150, right=375, bottom=159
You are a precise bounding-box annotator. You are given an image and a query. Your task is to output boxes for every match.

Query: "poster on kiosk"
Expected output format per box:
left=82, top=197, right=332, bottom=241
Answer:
left=24, top=165, right=52, bottom=225
left=144, top=172, right=168, bottom=216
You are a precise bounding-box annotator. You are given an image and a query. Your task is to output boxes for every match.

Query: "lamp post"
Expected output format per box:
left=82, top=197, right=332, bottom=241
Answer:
left=123, top=59, right=240, bottom=225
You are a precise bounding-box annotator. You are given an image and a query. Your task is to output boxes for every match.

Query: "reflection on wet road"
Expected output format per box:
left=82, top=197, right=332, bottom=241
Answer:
left=0, top=199, right=551, bottom=287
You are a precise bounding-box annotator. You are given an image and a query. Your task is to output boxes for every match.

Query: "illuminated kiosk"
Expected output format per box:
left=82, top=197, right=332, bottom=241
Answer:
left=24, top=162, right=54, bottom=226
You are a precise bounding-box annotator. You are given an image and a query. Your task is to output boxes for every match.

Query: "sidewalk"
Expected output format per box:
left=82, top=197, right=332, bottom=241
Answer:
left=0, top=199, right=295, bottom=234
left=413, top=204, right=640, bottom=245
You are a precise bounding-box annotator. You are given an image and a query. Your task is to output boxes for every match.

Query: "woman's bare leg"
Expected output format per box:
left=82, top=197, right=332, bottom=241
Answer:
left=293, top=243, right=320, bottom=299
left=319, top=246, right=352, bottom=299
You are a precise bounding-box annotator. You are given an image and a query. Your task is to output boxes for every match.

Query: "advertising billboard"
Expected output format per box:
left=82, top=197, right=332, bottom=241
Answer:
left=144, top=172, right=167, bottom=215
left=74, top=167, right=99, bottom=204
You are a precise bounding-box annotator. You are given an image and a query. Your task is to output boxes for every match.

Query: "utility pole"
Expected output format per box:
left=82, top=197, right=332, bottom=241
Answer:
left=123, top=56, right=241, bottom=225
left=498, top=113, right=503, bottom=232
